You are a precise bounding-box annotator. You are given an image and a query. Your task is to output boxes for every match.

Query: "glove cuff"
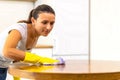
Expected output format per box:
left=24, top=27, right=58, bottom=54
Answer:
left=23, top=52, right=40, bottom=63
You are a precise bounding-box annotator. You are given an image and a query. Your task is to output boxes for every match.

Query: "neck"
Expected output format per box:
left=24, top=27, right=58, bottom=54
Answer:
left=27, top=24, right=39, bottom=38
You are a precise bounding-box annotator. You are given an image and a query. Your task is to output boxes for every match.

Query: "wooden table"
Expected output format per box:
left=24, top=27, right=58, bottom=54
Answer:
left=8, top=60, right=120, bottom=80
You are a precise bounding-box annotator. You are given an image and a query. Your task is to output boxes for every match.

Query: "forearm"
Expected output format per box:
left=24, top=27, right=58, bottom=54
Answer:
left=3, top=48, right=59, bottom=64
left=3, top=48, right=25, bottom=61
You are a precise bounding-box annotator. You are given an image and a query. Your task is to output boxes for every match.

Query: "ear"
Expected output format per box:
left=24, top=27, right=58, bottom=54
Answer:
left=31, top=17, right=35, bottom=23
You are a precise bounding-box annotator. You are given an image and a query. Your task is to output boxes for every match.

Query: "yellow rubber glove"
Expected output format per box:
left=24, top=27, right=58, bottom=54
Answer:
left=23, top=52, right=59, bottom=64
left=13, top=76, right=20, bottom=80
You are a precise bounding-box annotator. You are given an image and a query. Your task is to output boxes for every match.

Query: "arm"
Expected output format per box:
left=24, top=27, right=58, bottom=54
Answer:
left=3, top=29, right=25, bottom=61
left=3, top=30, right=59, bottom=64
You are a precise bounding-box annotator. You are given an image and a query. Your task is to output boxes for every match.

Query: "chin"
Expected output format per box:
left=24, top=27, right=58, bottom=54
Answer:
left=42, top=34, right=48, bottom=36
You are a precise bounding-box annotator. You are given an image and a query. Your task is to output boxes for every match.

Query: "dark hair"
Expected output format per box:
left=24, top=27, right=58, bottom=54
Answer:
left=18, top=4, right=55, bottom=23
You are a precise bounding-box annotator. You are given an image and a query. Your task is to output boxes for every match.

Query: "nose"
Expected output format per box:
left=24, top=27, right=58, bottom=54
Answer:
left=46, top=24, right=52, bottom=30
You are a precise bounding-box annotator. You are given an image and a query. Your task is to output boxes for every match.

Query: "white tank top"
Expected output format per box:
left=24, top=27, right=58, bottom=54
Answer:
left=0, top=23, right=30, bottom=68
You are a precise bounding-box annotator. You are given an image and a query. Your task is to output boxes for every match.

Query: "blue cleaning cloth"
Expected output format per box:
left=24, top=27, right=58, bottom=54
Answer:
left=56, top=57, right=65, bottom=65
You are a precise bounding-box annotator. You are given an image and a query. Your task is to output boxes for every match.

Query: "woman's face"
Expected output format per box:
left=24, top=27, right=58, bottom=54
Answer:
left=32, top=12, right=55, bottom=36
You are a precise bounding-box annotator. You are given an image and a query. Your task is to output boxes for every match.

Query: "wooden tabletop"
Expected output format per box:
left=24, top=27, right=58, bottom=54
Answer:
left=8, top=60, right=120, bottom=80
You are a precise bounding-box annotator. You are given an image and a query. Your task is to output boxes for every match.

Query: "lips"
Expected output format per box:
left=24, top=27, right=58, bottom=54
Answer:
left=44, top=30, right=49, bottom=35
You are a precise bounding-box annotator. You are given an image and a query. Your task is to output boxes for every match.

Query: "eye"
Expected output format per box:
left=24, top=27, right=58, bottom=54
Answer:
left=42, top=21, right=48, bottom=24
left=50, top=22, right=55, bottom=25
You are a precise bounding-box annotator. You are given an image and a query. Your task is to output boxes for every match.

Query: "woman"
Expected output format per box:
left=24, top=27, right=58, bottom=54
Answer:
left=0, top=4, right=59, bottom=80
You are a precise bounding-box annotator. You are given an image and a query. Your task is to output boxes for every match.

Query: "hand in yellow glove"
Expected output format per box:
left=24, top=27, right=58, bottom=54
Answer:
left=23, top=52, right=59, bottom=64
left=13, top=76, right=20, bottom=80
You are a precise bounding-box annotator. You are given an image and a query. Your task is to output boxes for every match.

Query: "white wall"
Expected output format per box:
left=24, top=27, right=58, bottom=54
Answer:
left=91, top=0, right=120, bottom=60
left=0, top=1, right=33, bottom=32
